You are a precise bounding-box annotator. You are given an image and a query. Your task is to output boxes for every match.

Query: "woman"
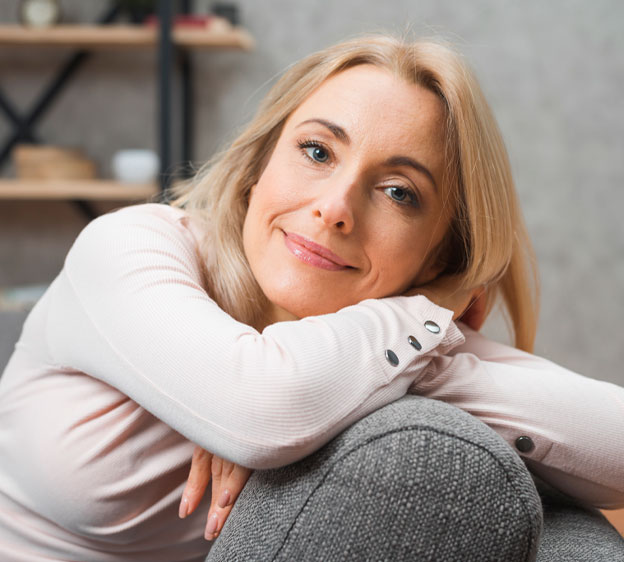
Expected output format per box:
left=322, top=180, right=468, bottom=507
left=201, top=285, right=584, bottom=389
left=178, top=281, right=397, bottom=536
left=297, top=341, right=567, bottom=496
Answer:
left=0, top=35, right=622, bottom=560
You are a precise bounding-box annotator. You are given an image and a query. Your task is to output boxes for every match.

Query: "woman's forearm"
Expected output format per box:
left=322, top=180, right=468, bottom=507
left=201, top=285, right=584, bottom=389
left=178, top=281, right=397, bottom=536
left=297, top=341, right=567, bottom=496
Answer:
left=414, top=324, right=624, bottom=508
left=45, top=204, right=463, bottom=469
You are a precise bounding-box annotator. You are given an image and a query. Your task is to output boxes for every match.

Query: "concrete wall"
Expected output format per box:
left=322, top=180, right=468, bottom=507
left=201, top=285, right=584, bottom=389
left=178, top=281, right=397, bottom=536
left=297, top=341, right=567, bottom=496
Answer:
left=1, top=0, right=622, bottom=385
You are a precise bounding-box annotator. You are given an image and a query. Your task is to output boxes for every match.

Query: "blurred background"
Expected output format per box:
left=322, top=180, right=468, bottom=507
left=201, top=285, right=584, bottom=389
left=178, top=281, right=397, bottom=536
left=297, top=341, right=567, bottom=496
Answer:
left=0, top=0, right=622, bottom=390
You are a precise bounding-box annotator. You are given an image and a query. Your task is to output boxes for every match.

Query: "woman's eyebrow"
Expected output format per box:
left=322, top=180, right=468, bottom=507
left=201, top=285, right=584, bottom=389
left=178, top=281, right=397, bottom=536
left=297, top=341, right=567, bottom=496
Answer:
left=385, top=156, right=438, bottom=193
left=296, top=118, right=350, bottom=144
left=296, top=118, right=437, bottom=192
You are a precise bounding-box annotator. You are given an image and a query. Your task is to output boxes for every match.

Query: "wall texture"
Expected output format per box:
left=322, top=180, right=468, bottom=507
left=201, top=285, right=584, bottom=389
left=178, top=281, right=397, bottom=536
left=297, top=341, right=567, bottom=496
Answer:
left=1, top=0, right=622, bottom=385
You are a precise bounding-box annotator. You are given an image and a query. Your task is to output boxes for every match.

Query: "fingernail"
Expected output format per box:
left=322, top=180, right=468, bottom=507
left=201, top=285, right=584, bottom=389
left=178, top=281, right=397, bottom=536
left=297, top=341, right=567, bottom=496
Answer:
left=218, top=488, right=231, bottom=508
left=205, top=512, right=218, bottom=539
left=178, top=496, right=189, bottom=519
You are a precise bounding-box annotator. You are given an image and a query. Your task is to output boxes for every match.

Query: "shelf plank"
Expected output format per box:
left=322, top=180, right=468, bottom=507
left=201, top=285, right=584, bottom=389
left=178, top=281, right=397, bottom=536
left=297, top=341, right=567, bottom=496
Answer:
left=0, top=24, right=254, bottom=50
left=173, top=27, right=254, bottom=49
left=0, top=179, right=159, bottom=201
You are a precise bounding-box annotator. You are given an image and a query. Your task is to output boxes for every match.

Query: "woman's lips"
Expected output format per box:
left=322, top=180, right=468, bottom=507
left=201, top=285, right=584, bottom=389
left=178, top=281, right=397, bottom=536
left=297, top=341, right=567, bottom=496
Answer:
left=283, top=231, right=352, bottom=271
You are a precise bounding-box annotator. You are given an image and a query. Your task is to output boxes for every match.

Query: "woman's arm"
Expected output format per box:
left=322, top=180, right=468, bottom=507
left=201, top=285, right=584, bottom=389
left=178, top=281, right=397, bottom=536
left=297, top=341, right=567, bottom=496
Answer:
left=44, top=204, right=463, bottom=469
left=415, top=324, right=624, bottom=508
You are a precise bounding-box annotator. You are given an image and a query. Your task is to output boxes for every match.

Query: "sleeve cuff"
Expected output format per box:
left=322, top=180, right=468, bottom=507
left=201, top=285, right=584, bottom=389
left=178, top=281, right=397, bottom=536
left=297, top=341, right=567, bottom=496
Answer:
left=357, top=294, right=465, bottom=382
left=390, top=294, right=466, bottom=354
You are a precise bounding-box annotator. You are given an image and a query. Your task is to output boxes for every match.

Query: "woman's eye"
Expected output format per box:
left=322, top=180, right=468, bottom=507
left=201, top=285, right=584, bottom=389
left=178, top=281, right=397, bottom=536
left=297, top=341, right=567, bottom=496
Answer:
left=303, top=145, right=329, bottom=163
left=383, top=186, right=420, bottom=207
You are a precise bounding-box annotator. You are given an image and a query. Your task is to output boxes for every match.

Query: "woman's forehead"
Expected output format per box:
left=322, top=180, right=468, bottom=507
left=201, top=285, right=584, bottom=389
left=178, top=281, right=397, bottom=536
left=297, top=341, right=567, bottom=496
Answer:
left=287, top=66, right=445, bottom=143
left=284, top=65, right=447, bottom=175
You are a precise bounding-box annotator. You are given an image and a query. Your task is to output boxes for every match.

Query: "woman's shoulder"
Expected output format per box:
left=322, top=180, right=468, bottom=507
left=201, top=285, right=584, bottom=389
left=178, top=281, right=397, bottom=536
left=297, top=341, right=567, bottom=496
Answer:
left=65, top=203, right=210, bottom=283
left=82, top=203, right=205, bottom=252
left=102, top=202, right=190, bottom=227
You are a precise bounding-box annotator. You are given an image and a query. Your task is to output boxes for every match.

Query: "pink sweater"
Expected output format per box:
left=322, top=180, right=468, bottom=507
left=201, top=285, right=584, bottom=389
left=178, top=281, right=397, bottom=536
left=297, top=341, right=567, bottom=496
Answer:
left=0, top=203, right=622, bottom=561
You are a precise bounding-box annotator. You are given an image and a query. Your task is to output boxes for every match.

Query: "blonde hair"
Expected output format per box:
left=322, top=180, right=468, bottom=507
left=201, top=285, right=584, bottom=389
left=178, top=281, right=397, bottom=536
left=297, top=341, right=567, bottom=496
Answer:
left=170, top=34, right=539, bottom=351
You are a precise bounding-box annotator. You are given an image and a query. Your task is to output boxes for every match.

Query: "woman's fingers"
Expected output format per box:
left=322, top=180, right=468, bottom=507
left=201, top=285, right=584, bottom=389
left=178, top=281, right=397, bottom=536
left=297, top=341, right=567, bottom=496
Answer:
left=458, top=289, right=488, bottom=331
left=178, top=448, right=253, bottom=543
left=410, top=276, right=475, bottom=320
left=179, top=446, right=213, bottom=519
left=409, top=276, right=489, bottom=328
left=204, top=459, right=253, bottom=541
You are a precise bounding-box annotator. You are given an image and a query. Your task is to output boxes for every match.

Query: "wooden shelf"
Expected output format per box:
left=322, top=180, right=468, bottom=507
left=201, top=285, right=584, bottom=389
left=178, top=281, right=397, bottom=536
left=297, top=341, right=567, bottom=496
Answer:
left=0, top=20, right=254, bottom=208
left=0, top=24, right=254, bottom=50
left=0, top=179, right=159, bottom=201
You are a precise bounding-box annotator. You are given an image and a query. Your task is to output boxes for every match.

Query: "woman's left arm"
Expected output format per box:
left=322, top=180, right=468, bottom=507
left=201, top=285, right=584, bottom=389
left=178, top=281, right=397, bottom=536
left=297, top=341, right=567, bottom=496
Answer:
left=414, top=323, right=624, bottom=509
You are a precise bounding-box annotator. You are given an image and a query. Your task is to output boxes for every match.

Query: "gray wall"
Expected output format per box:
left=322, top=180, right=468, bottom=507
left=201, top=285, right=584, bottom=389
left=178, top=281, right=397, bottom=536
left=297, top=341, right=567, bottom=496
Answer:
left=1, top=1, right=622, bottom=385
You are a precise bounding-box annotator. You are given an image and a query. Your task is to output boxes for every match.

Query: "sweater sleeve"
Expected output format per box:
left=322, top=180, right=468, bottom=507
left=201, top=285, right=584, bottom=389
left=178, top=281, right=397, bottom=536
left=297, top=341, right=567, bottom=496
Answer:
left=45, top=204, right=464, bottom=470
left=415, top=323, right=624, bottom=509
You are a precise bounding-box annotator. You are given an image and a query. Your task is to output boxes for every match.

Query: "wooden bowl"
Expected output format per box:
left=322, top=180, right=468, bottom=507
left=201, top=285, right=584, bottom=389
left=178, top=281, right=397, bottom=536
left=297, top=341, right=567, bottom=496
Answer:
left=13, top=144, right=97, bottom=180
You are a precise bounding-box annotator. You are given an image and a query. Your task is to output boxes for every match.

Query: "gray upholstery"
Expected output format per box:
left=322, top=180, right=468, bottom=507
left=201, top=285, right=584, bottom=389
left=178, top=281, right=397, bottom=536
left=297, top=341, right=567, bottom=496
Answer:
left=535, top=481, right=624, bottom=561
left=206, top=396, right=545, bottom=561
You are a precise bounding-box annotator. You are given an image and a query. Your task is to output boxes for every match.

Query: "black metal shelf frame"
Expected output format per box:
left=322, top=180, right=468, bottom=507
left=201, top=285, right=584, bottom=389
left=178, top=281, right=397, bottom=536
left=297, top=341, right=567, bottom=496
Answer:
left=0, top=0, right=196, bottom=218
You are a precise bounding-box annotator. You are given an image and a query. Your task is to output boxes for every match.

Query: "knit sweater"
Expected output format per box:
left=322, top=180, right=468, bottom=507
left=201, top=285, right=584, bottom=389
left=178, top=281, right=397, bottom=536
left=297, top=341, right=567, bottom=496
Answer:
left=1, top=203, right=622, bottom=561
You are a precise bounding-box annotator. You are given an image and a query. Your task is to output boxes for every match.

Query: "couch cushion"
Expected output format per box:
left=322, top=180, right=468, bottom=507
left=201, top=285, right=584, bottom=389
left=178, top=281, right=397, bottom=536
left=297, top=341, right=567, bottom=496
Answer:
left=536, top=480, right=624, bottom=561
left=206, top=396, right=542, bottom=561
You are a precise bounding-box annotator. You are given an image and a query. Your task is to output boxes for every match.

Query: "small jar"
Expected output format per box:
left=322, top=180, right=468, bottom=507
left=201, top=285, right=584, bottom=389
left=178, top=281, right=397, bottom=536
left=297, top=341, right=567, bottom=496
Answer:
left=112, top=149, right=159, bottom=183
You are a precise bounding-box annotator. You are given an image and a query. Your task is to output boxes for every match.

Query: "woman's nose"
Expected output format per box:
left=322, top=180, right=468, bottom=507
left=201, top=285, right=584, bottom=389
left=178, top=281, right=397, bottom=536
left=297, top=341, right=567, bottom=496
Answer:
left=313, top=177, right=359, bottom=233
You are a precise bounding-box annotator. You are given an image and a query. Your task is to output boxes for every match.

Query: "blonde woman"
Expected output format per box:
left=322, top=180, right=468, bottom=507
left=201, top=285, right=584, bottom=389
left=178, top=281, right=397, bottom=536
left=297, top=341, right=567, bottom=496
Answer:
left=0, top=36, right=622, bottom=560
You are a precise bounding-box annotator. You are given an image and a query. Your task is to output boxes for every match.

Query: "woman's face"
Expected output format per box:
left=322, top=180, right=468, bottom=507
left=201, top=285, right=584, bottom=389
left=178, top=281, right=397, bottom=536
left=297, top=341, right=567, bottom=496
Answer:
left=243, top=64, right=451, bottom=323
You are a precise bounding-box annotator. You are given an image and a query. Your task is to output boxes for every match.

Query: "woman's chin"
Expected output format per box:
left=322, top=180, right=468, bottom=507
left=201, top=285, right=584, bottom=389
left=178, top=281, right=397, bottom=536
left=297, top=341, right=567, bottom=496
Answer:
left=266, top=302, right=300, bottom=324
left=265, top=297, right=342, bottom=325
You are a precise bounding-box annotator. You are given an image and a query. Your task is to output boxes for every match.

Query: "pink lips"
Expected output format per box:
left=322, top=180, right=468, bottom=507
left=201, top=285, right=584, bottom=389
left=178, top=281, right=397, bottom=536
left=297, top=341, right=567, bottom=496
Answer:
left=283, top=232, right=352, bottom=271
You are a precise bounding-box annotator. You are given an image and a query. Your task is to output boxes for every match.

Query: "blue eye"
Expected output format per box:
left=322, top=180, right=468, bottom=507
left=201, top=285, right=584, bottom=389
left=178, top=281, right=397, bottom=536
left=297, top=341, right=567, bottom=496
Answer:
left=305, top=145, right=329, bottom=163
left=383, top=186, right=420, bottom=208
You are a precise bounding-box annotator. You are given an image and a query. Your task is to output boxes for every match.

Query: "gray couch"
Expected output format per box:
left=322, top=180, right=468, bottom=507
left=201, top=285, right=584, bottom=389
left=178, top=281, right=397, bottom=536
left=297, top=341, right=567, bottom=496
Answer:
left=206, top=396, right=624, bottom=561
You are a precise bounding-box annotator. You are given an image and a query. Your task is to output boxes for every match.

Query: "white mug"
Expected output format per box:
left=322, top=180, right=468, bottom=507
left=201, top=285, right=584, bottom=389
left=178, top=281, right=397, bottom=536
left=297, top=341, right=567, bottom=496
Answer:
left=112, top=149, right=160, bottom=183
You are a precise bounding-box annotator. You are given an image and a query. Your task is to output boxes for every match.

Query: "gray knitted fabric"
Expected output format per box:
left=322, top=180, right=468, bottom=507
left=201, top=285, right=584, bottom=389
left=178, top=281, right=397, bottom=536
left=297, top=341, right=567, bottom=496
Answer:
left=206, top=396, right=543, bottom=562
left=535, top=480, right=624, bottom=562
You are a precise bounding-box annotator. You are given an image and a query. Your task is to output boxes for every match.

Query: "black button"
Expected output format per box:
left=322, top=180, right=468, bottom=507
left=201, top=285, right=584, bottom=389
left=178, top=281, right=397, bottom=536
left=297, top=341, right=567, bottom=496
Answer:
left=385, top=349, right=399, bottom=366
left=515, top=436, right=534, bottom=453
left=408, top=335, right=422, bottom=351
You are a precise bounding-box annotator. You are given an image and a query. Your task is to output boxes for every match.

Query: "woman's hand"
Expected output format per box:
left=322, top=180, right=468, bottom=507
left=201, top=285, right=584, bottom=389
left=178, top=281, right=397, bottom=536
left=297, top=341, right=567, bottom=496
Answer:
left=410, top=276, right=487, bottom=331
left=458, top=288, right=488, bottom=331
left=179, top=446, right=252, bottom=541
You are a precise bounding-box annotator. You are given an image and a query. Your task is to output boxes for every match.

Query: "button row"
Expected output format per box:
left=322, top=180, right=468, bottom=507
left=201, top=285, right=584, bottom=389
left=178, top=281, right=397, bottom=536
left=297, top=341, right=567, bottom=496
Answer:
left=384, top=320, right=440, bottom=367
left=383, top=320, right=536, bottom=457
